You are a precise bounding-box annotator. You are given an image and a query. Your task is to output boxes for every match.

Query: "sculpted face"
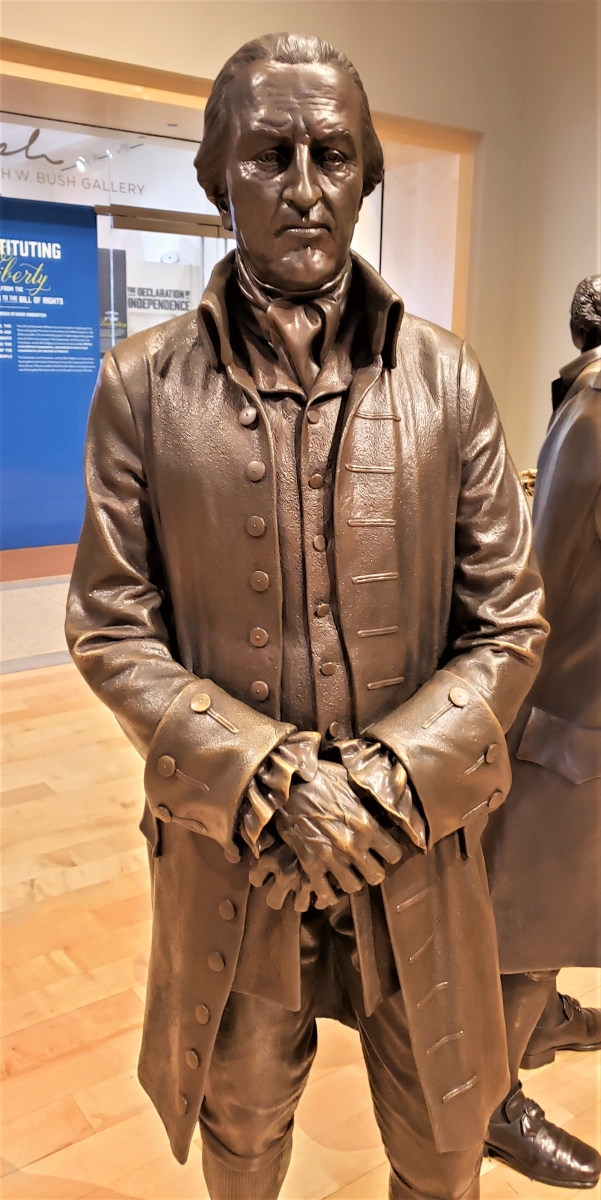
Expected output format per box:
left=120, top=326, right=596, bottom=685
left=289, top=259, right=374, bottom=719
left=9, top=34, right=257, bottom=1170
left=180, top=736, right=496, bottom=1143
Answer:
left=218, top=60, right=365, bottom=292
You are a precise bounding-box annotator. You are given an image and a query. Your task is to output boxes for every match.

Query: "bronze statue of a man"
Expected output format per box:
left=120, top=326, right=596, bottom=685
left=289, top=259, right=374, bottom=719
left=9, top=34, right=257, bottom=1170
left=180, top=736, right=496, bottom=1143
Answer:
left=484, top=275, right=601, bottom=1190
left=67, top=34, right=548, bottom=1200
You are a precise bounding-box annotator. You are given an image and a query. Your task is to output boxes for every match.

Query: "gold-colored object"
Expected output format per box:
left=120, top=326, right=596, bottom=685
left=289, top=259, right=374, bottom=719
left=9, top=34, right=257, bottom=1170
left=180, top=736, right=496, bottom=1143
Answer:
left=519, top=468, right=537, bottom=498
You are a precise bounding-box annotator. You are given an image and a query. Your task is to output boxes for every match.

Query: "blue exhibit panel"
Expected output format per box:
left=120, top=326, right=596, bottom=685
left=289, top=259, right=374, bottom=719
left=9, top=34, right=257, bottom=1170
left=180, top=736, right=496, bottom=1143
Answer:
left=0, top=198, right=99, bottom=548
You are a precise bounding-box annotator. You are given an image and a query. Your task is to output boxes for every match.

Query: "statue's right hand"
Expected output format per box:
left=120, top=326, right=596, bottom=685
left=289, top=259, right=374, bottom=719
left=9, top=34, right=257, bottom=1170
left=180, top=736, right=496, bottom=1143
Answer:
left=274, top=761, right=402, bottom=908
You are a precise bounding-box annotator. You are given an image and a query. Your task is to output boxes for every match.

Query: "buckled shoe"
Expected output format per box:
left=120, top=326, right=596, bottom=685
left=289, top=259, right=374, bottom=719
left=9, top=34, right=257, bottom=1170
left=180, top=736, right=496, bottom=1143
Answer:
left=486, top=1085, right=601, bottom=1188
left=522, top=995, right=601, bottom=1069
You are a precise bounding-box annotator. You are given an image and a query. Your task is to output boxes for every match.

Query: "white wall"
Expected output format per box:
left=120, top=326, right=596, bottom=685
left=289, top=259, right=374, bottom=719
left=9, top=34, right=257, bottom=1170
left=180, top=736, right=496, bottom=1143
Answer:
left=3, top=0, right=599, bottom=467
left=381, top=146, right=460, bottom=331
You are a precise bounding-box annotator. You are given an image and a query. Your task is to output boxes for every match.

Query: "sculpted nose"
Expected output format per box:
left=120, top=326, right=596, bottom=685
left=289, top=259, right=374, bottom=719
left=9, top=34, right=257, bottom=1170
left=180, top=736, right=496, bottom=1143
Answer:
left=282, top=144, right=322, bottom=211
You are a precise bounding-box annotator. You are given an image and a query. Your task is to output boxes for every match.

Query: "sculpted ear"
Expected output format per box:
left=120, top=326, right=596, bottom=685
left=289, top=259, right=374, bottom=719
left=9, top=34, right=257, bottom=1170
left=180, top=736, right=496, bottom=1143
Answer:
left=215, top=191, right=233, bottom=232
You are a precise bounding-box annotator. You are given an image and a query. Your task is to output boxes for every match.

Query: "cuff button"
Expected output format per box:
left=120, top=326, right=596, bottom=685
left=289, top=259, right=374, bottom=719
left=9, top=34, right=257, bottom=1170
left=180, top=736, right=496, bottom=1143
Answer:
left=449, top=687, right=470, bottom=708
left=156, top=805, right=172, bottom=823
left=157, top=755, right=176, bottom=777
left=485, top=743, right=500, bottom=763
left=250, top=680, right=269, bottom=702
left=191, top=692, right=211, bottom=713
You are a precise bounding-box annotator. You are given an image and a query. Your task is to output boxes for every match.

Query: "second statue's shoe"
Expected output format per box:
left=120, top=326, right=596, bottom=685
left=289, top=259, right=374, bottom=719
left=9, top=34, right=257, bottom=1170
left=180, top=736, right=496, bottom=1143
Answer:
left=485, top=1086, right=601, bottom=1189
left=521, top=995, right=601, bottom=1069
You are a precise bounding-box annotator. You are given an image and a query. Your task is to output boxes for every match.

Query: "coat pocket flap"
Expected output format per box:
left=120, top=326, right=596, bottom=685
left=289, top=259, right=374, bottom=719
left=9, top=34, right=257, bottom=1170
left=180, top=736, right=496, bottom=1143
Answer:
left=516, top=706, right=601, bottom=784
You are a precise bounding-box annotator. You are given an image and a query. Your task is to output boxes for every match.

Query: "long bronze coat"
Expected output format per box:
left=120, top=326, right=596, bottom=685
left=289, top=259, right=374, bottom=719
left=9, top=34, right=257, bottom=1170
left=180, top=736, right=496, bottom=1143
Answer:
left=484, top=353, right=601, bottom=972
left=67, top=255, right=547, bottom=1163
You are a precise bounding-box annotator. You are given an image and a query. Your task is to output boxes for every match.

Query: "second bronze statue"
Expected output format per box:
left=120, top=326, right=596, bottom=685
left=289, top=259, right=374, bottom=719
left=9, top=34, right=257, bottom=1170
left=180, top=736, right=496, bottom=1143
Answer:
left=67, top=32, right=548, bottom=1200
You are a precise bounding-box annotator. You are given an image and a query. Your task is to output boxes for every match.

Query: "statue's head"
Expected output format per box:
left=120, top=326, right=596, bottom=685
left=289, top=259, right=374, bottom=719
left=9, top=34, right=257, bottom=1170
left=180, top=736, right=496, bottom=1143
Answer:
left=570, top=275, right=601, bottom=352
left=194, top=33, right=383, bottom=293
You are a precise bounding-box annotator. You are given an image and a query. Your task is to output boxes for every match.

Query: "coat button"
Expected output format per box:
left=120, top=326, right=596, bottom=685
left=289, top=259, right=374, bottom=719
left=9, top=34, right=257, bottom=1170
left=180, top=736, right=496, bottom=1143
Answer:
left=328, top=721, right=342, bottom=738
left=250, top=627, right=269, bottom=647
left=485, top=743, right=500, bottom=763
left=156, top=805, right=172, bottom=822
left=309, top=472, right=324, bottom=489
left=219, top=900, right=236, bottom=921
left=246, top=515, right=266, bottom=537
left=195, top=1004, right=210, bottom=1024
left=449, top=687, right=470, bottom=708
left=313, top=535, right=326, bottom=552
left=320, top=662, right=336, bottom=676
left=157, top=754, right=176, bottom=777
left=191, top=692, right=211, bottom=713
left=315, top=602, right=331, bottom=617
left=250, top=570, right=269, bottom=592
left=239, top=406, right=257, bottom=426
left=185, top=1049, right=200, bottom=1070
left=246, top=460, right=266, bottom=482
left=208, top=952, right=225, bottom=972
left=307, top=408, right=320, bottom=424
left=250, top=680, right=269, bottom=702
left=176, top=1094, right=188, bottom=1115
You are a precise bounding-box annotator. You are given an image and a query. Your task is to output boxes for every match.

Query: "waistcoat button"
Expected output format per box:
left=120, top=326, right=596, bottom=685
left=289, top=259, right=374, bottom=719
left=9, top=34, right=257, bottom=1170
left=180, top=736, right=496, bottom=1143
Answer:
left=250, top=571, right=269, bottom=592
left=315, top=603, right=331, bottom=617
left=320, top=662, right=336, bottom=676
left=239, top=406, right=257, bottom=426
left=185, top=1049, right=200, bottom=1070
left=219, top=900, right=236, bottom=921
left=246, top=461, right=266, bottom=482
left=195, top=1004, right=210, bottom=1024
left=307, top=408, right=320, bottom=424
left=328, top=722, right=342, bottom=738
left=176, top=1094, right=188, bottom=1115
left=250, top=680, right=269, bottom=702
left=313, top=535, right=326, bottom=552
left=246, top=515, right=266, bottom=537
left=157, top=755, right=176, bottom=777
left=309, top=472, right=324, bottom=489
left=208, top=952, right=225, bottom=972
left=250, top=627, right=269, bottom=647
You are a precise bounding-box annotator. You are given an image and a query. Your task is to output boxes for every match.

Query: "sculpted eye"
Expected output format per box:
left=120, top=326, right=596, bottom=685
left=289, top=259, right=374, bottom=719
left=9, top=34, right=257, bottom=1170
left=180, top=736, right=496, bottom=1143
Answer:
left=256, top=148, right=285, bottom=167
left=320, top=149, right=346, bottom=166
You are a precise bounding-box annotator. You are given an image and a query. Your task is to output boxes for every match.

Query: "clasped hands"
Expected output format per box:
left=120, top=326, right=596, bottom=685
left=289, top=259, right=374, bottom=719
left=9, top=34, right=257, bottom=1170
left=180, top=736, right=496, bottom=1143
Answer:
left=249, top=759, right=403, bottom=911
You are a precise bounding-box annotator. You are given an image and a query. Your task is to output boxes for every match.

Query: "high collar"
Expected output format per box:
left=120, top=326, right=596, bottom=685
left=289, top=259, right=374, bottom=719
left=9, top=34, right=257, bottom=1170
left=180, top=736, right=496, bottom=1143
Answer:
left=559, top=345, right=601, bottom=390
left=198, top=250, right=404, bottom=375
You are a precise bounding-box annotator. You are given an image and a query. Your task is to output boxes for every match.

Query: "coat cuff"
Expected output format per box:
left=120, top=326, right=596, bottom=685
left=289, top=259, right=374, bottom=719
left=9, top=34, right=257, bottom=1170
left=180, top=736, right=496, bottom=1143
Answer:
left=336, top=738, right=427, bottom=850
left=240, top=731, right=321, bottom=856
left=365, top=669, right=511, bottom=848
left=144, top=679, right=295, bottom=857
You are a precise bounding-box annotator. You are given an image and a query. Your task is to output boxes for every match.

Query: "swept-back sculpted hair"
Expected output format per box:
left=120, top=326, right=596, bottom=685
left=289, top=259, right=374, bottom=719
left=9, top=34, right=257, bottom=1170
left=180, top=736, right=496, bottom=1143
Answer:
left=571, top=275, right=601, bottom=347
left=194, top=32, right=384, bottom=206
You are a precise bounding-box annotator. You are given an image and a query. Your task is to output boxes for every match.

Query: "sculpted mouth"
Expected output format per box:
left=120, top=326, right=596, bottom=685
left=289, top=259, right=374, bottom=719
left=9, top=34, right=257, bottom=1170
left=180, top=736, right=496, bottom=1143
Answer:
left=279, top=224, right=329, bottom=235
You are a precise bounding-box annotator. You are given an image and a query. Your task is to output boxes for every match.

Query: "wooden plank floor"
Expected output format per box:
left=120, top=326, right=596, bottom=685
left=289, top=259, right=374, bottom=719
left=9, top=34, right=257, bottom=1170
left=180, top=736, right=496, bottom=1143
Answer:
left=1, top=663, right=599, bottom=1199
